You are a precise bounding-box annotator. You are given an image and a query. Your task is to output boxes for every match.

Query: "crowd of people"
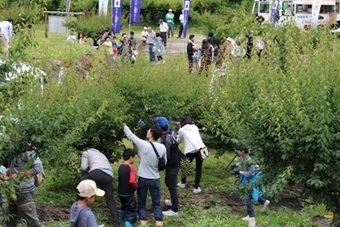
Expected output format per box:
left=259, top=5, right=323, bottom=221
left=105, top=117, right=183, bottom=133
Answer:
left=186, top=30, right=266, bottom=76
left=63, top=8, right=188, bottom=66
left=63, top=7, right=267, bottom=76
left=69, top=115, right=268, bottom=227
left=68, top=115, right=209, bottom=227
left=0, top=14, right=269, bottom=227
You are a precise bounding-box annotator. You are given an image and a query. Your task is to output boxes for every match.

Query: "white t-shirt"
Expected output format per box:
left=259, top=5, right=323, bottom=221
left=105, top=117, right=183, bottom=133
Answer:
left=0, top=21, right=13, bottom=43
left=159, top=22, right=169, bottom=32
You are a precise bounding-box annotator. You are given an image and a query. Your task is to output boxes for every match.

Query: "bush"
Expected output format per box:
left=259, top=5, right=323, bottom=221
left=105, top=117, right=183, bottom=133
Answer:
left=202, top=25, right=340, bottom=217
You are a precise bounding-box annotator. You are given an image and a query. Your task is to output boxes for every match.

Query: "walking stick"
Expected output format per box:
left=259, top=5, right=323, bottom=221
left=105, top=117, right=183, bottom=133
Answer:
left=224, top=153, right=238, bottom=170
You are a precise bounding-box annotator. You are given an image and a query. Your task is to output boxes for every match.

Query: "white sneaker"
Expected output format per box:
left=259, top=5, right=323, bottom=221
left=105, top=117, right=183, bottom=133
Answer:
left=162, top=209, right=178, bottom=216
left=248, top=217, right=256, bottom=227
left=164, top=199, right=172, bottom=207
left=261, top=200, right=270, bottom=212
left=242, top=215, right=250, bottom=221
left=177, top=182, right=186, bottom=188
left=162, top=60, right=166, bottom=64
left=193, top=187, right=202, bottom=194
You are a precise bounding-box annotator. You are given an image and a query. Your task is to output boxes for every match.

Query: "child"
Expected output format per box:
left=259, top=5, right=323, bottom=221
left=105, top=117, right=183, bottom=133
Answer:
left=155, top=32, right=166, bottom=64
left=70, top=179, right=105, bottom=227
left=112, top=35, right=119, bottom=61
left=66, top=31, right=77, bottom=42
left=141, top=27, right=148, bottom=46
left=231, top=144, right=270, bottom=227
left=118, top=149, right=138, bottom=227
left=192, top=49, right=201, bottom=72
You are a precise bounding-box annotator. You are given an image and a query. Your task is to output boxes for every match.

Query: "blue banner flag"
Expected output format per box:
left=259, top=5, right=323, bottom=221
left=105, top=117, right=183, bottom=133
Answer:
left=183, top=0, right=191, bottom=38
left=111, top=0, right=123, bottom=33
left=130, top=0, right=141, bottom=23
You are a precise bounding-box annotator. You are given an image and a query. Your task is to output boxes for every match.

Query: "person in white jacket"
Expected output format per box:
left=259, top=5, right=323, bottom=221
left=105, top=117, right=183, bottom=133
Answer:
left=177, top=116, right=206, bottom=194
left=0, top=18, right=13, bottom=58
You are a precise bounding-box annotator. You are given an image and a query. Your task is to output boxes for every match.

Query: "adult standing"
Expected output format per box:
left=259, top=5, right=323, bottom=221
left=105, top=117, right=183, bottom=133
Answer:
left=78, top=148, right=120, bottom=227
left=123, top=124, right=166, bottom=227
left=155, top=117, right=181, bottom=216
left=178, top=10, right=185, bottom=39
left=199, top=39, right=214, bottom=76
left=0, top=18, right=13, bottom=58
left=158, top=19, right=169, bottom=48
left=1, top=150, right=44, bottom=226
left=165, top=9, right=175, bottom=38
left=231, top=144, right=270, bottom=226
left=177, top=116, right=206, bottom=194
left=146, top=27, right=157, bottom=62
left=120, top=33, right=130, bottom=63
left=187, top=34, right=196, bottom=74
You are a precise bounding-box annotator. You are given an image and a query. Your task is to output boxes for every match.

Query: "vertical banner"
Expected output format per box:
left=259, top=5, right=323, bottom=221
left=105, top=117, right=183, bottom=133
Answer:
left=271, top=0, right=279, bottom=24
left=111, top=0, right=122, bottom=33
left=130, top=0, right=141, bottom=23
left=99, top=0, right=109, bottom=15
left=183, top=0, right=191, bottom=38
left=311, top=0, right=321, bottom=28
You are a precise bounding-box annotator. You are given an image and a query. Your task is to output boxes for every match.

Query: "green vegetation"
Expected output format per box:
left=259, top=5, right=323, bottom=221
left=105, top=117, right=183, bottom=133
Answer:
left=0, top=0, right=339, bottom=226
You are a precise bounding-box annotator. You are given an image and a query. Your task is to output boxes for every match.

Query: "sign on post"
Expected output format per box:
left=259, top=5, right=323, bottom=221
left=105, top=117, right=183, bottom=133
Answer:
left=111, top=0, right=122, bottom=33
left=183, top=0, right=191, bottom=38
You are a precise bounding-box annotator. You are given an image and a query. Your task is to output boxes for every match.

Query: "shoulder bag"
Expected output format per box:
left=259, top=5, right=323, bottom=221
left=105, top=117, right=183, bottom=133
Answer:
left=150, top=142, right=166, bottom=171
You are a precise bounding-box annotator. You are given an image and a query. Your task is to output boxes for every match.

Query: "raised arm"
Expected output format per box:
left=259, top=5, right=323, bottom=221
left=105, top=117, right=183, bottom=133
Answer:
left=123, top=124, right=147, bottom=149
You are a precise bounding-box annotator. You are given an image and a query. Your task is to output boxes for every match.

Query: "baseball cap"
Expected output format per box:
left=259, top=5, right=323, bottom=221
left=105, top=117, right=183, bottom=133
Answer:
left=155, top=116, right=169, bottom=129
left=77, top=179, right=105, bottom=197
left=169, top=9, right=172, bottom=12
left=143, top=26, right=147, bottom=30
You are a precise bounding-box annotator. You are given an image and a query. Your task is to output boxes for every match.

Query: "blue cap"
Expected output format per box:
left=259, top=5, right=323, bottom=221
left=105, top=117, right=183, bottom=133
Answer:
left=155, top=116, right=169, bottom=129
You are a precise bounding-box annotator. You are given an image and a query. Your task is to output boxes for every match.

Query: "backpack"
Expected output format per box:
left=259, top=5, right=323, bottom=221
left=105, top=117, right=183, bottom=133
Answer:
left=34, top=171, right=46, bottom=187
left=21, top=151, right=46, bottom=187
left=163, top=131, right=183, bottom=167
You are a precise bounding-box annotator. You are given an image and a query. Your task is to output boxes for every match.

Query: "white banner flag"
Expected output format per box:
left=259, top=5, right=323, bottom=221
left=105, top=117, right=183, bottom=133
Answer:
left=99, top=0, right=109, bottom=15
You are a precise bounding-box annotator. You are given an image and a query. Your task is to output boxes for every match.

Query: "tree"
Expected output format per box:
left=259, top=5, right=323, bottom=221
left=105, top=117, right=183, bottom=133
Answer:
left=204, top=25, right=340, bottom=224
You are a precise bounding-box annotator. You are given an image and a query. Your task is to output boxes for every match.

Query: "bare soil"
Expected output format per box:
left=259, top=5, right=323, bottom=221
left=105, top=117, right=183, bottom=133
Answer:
left=36, top=189, right=303, bottom=223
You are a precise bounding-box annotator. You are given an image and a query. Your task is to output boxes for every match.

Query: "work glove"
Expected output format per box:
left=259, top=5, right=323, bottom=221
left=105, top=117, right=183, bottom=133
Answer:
left=230, top=165, right=237, bottom=170
left=232, top=170, right=240, bottom=175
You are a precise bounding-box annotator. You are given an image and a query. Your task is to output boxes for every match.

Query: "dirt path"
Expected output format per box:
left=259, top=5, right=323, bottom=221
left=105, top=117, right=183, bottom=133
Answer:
left=138, top=34, right=207, bottom=54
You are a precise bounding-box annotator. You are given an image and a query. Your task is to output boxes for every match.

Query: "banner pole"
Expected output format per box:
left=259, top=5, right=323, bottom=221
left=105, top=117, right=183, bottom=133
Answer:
left=129, top=0, right=131, bottom=34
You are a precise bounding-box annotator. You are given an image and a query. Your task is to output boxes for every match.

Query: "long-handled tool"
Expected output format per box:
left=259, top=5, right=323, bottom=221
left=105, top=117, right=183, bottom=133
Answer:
left=224, top=153, right=238, bottom=170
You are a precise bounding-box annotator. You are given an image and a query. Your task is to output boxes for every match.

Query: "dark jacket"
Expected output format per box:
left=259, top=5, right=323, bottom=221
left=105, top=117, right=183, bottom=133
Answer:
left=161, top=130, right=181, bottom=169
